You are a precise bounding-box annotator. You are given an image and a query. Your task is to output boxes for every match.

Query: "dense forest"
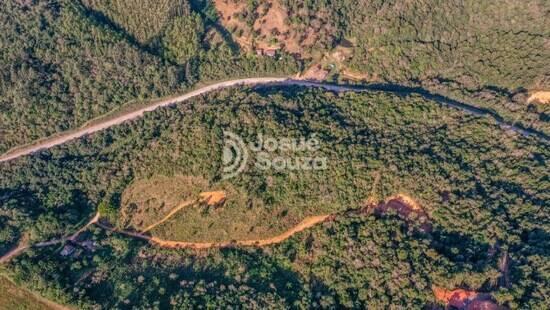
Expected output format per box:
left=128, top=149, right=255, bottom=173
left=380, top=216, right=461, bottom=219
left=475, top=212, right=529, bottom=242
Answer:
left=1, top=87, right=548, bottom=308
left=0, top=0, right=298, bottom=153
left=0, top=0, right=549, bottom=308
left=1, top=0, right=549, bottom=154
left=216, top=0, right=550, bottom=134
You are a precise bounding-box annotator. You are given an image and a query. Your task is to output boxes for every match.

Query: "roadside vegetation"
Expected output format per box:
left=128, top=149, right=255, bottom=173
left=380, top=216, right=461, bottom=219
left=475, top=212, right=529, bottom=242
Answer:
left=1, top=0, right=548, bottom=155
left=0, top=0, right=298, bottom=153
left=214, top=0, right=550, bottom=134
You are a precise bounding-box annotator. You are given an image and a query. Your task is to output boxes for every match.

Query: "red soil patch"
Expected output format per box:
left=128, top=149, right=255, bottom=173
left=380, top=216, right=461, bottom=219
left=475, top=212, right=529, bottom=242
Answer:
left=433, top=287, right=503, bottom=310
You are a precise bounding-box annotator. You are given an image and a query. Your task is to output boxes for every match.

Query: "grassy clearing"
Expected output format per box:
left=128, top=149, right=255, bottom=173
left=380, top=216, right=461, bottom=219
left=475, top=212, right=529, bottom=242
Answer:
left=119, top=175, right=208, bottom=230
left=150, top=170, right=367, bottom=242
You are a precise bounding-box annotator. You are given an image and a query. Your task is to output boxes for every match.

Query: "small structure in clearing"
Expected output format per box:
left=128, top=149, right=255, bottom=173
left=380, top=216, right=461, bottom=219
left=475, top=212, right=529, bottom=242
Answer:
left=60, top=245, right=76, bottom=257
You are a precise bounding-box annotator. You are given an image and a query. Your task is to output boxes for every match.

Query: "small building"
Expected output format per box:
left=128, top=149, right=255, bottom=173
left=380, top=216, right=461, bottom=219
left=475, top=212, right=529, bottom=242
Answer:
left=80, top=240, right=97, bottom=252
left=264, top=48, right=278, bottom=57
left=256, top=48, right=279, bottom=57
left=60, top=245, right=76, bottom=257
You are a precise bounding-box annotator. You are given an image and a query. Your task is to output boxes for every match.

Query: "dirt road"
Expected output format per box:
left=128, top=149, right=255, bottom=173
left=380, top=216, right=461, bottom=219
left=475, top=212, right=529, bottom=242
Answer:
left=0, top=213, right=100, bottom=264
left=98, top=214, right=330, bottom=250
left=141, top=199, right=196, bottom=233
left=1, top=77, right=547, bottom=163
left=0, top=78, right=287, bottom=162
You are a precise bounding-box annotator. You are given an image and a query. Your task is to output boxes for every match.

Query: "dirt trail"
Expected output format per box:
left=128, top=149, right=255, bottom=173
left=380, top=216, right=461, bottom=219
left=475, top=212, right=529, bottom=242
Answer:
left=498, top=251, right=511, bottom=288
left=0, top=239, right=29, bottom=264
left=141, top=199, right=196, bottom=233
left=0, top=212, right=100, bottom=264
left=98, top=214, right=330, bottom=250
left=0, top=78, right=287, bottom=163
left=142, top=191, right=226, bottom=232
left=198, top=191, right=226, bottom=206
left=68, top=212, right=100, bottom=241
left=95, top=193, right=420, bottom=250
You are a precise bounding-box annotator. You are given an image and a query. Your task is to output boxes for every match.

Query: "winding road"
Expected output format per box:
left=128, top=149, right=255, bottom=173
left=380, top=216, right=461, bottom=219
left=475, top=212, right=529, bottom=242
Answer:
left=0, top=77, right=547, bottom=163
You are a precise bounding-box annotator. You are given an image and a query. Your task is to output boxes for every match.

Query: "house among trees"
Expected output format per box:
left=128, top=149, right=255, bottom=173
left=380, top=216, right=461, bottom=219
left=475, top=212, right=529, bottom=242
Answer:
left=60, top=244, right=76, bottom=257
left=256, top=48, right=278, bottom=57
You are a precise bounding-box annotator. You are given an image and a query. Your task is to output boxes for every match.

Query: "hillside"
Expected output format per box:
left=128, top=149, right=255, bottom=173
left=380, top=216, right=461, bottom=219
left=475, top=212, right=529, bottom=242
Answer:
left=1, top=0, right=549, bottom=155
left=1, top=86, right=548, bottom=308
left=0, top=0, right=549, bottom=309
left=0, top=0, right=298, bottom=154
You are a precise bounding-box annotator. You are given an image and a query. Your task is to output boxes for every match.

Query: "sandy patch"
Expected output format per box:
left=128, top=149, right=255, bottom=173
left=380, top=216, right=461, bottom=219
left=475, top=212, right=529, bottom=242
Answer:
left=299, top=64, right=329, bottom=81
left=372, top=194, right=431, bottom=231
left=527, top=91, right=550, bottom=104
left=214, top=0, right=251, bottom=50
left=199, top=191, right=227, bottom=206
left=386, top=194, right=422, bottom=211
left=253, top=1, right=291, bottom=50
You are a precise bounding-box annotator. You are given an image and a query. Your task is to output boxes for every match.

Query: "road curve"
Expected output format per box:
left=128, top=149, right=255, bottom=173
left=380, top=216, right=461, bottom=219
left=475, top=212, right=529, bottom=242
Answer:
left=0, top=77, right=547, bottom=163
left=96, top=214, right=331, bottom=250
left=0, top=78, right=286, bottom=163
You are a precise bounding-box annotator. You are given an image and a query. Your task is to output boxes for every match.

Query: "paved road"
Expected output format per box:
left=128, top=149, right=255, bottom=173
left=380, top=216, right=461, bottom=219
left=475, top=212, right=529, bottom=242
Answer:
left=0, top=77, right=546, bottom=163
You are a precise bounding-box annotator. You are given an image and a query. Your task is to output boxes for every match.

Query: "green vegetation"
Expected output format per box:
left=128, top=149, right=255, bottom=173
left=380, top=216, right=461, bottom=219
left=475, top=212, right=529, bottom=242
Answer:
left=272, top=0, right=550, bottom=133
left=1, top=1, right=549, bottom=308
left=1, top=87, right=548, bottom=308
left=119, top=175, right=208, bottom=230
left=81, top=0, right=190, bottom=45
left=0, top=0, right=299, bottom=153
left=1, top=0, right=548, bottom=153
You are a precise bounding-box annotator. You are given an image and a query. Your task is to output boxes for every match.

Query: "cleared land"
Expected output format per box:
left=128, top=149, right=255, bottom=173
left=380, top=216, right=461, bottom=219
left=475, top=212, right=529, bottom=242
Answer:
left=213, top=0, right=320, bottom=56
left=110, top=193, right=423, bottom=249
left=120, top=175, right=209, bottom=230
left=150, top=187, right=341, bottom=243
